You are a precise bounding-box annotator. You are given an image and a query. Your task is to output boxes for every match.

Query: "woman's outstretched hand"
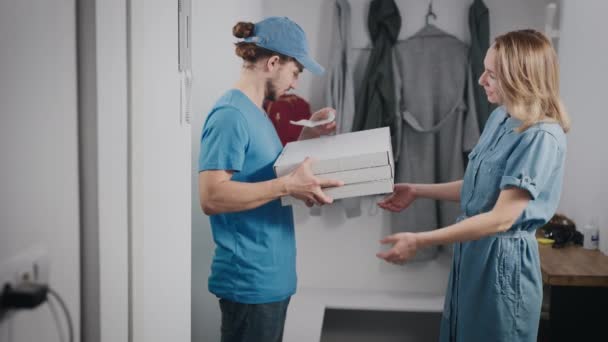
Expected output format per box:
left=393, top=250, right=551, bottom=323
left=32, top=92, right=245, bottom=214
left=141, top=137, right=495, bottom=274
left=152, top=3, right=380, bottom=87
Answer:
left=376, top=232, right=419, bottom=264
left=377, top=183, right=417, bottom=212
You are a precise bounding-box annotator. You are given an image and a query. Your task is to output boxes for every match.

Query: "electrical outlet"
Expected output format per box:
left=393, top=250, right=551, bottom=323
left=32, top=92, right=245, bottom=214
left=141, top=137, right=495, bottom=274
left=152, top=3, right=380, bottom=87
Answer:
left=0, top=246, right=50, bottom=288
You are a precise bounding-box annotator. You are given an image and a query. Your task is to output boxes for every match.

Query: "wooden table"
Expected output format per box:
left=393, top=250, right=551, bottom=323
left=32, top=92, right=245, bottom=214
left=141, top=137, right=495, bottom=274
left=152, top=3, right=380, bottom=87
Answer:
left=538, top=239, right=608, bottom=342
left=539, top=240, right=608, bottom=286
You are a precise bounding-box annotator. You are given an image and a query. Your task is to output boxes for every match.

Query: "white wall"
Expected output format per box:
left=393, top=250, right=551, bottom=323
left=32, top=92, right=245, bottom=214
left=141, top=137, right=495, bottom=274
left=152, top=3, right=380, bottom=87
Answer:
left=95, top=0, right=130, bottom=338
left=190, top=2, right=263, bottom=341
left=0, top=1, right=81, bottom=341
left=130, top=1, right=191, bottom=341
left=558, top=1, right=608, bottom=242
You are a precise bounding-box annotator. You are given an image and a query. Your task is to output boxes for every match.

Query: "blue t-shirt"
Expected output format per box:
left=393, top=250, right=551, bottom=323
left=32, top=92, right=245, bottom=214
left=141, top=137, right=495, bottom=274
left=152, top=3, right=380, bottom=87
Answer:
left=198, top=89, right=296, bottom=304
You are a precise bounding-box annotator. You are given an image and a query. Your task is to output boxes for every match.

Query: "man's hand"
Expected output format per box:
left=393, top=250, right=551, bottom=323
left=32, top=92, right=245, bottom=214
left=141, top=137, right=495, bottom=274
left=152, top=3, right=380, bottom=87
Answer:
left=377, top=183, right=417, bottom=212
left=376, top=232, right=419, bottom=264
left=299, top=107, right=337, bottom=140
left=283, top=157, right=343, bottom=206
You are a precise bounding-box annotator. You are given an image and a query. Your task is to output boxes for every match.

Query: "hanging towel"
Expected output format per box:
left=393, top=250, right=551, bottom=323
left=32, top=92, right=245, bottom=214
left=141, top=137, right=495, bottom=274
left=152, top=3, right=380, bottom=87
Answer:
left=469, top=0, right=493, bottom=129
left=352, top=0, right=402, bottom=158
left=326, top=0, right=356, bottom=134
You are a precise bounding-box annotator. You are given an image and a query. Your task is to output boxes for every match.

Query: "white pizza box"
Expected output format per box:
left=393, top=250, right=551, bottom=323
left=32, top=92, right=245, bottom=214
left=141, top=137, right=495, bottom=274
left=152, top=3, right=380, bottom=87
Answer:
left=280, top=179, right=394, bottom=206
left=317, top=165, right=393, bottom=185
left=274, top=127, right=395, bottom=206
left=273, top=127, right=394, bottom=179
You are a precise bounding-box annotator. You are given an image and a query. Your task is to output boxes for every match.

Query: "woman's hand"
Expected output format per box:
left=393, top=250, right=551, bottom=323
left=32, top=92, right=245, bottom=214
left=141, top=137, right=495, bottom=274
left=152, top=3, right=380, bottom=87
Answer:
left=299, top=107, right=337, bottom=140
left=377, top=183, right=417, bottom=212
left=376, top=232, right=419, bottom=264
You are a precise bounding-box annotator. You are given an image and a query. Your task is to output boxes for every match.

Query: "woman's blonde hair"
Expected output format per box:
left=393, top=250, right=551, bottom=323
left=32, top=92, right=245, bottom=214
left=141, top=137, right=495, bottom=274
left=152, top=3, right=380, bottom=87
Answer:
left=493, top=29, right=570, bottom=133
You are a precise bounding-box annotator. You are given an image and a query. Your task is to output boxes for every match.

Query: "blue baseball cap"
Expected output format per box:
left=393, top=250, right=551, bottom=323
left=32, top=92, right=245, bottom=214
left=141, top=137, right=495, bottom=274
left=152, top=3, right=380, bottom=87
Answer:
left=241, top=17, right=325, bottom=75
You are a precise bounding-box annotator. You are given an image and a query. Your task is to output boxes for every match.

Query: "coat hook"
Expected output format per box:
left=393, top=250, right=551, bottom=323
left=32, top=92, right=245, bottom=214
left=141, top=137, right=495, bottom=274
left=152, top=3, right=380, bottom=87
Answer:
left=426, top=1, right=437, bottom=25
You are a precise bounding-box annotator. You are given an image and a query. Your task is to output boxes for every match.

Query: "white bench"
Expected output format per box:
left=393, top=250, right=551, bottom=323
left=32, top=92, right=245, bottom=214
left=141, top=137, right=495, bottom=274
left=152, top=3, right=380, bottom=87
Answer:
left=283, top=287, right=445, bottom=342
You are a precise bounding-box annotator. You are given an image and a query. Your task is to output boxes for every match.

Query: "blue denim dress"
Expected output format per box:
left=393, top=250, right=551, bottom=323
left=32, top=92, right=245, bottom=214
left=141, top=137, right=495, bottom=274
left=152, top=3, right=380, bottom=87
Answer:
left=439, top=107, right=567, bottom=342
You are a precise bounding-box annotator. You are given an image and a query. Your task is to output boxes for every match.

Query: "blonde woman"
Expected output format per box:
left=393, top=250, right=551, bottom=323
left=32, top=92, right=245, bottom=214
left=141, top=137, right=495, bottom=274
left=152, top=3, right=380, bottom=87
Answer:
left=376, top=29, right=570, bottom=341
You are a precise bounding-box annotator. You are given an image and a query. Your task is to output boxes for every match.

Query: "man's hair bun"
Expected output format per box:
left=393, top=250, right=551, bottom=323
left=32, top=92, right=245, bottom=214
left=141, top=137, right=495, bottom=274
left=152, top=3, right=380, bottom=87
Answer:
left=233, top=22, right=254, bottom=38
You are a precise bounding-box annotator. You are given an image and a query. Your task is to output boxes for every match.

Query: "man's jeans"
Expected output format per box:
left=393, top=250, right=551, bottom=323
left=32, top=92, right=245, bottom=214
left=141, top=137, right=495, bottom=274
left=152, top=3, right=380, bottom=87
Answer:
left=219, top=297, right=291, bottom=342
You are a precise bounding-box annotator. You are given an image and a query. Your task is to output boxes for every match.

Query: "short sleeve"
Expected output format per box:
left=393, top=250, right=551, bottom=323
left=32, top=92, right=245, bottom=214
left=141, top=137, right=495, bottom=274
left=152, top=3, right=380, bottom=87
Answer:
left=500, top=131, right=562, bottom=200
left=198, top=107, right=249, bottom=172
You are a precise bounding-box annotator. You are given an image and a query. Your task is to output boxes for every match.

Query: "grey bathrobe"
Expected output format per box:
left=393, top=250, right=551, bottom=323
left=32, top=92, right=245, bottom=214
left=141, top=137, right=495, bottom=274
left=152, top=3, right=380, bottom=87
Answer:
left=391, top=24, right=480, bottom=260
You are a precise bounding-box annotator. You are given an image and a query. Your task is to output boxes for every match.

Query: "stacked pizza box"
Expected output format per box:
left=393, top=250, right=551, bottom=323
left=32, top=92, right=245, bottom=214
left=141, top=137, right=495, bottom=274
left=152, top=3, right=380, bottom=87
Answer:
left=273, top=127, right=394, bottom=206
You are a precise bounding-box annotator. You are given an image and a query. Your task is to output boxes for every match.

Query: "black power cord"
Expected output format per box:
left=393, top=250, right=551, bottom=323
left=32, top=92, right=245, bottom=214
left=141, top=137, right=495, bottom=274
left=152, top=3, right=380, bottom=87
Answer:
left=1, top=282, right=48, bottom=309
left=1, top=282, right=74, bottom=342
left=48, top=286, right=74, bottom=342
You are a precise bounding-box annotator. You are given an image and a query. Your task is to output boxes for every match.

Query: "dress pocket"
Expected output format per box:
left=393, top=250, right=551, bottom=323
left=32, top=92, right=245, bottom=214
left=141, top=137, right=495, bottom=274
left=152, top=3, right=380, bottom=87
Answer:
left=497, top=239, right=522, bottom=302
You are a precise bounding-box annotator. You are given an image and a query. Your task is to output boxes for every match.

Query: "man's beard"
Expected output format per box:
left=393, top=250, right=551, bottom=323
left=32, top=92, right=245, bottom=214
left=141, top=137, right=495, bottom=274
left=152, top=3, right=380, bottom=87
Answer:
left=264, top=78, right=279, bottom=101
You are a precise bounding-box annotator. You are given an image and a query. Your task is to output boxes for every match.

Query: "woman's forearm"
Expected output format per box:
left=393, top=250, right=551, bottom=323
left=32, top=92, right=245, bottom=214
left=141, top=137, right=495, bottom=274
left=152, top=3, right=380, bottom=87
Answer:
left=416, top=188, right=531, bottom=247
left=417, top=211, right=510, bottom=247
left=413, top=180, right=462, bottom=202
